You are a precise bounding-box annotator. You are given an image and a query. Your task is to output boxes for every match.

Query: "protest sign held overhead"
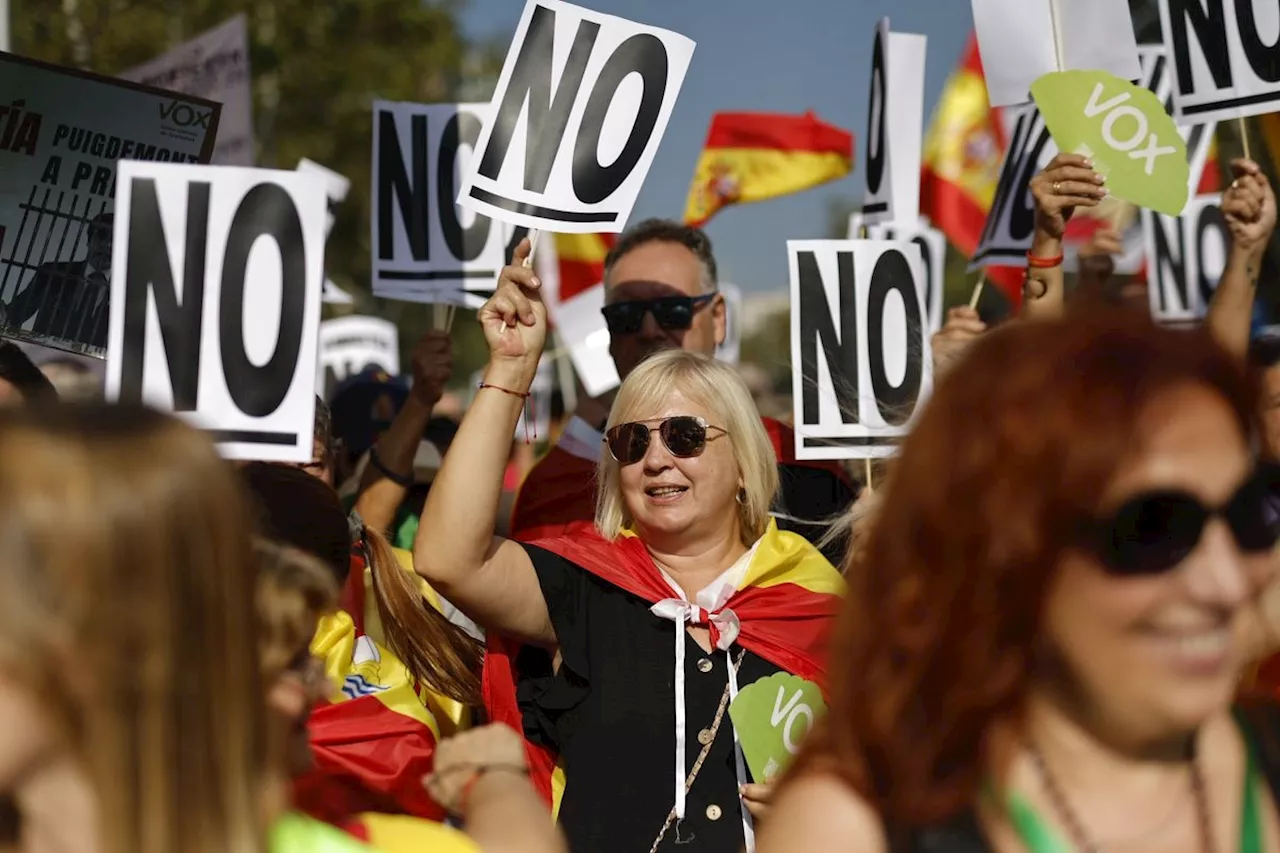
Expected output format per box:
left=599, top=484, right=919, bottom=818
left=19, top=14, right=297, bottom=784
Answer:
left=1141, top=193, right=1226, bottom=324
left=790, top=239, right=933, bottom=460
left=971, top=0, right=1139, bottom=108
left=1032, top=70, right=1189, bottom=216
left=970, top=104, right=1055, bottom=269
left=862, top=18, right=927, bottom=224
left=457, top=0, right=695, bottom=233
left=373, top=100, right=526, bottom=303
left=849, top=213, right=945, bottom=333
left=1137, top=45, right=1218, bottom=200
left=296, top=158, right=356, bottom=306
left=121, top=15, right=254, bottom=166
left=1158, top=0, right=1280, bottom=124
left=105, top=162, right=325, bottom=463
left=0, top=54, right=220, bottom=358
left=317, top=316, right=400, bottom=399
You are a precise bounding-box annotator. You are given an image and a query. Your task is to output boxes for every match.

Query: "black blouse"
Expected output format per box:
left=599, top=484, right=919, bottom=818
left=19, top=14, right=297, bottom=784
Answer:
left=517, top=543, right=778, bottom=853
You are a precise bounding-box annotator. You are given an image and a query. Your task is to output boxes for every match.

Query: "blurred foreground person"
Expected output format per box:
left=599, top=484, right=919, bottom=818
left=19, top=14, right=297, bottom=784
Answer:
left=414, top=238, right=844, bottom=853
left=0, top=342, right=55, bottom=405
left=254, top=541, right=566, bottom=853
left=759, top=308, right=1280, bottom=852
left=0, top=404, right=276, bottom=853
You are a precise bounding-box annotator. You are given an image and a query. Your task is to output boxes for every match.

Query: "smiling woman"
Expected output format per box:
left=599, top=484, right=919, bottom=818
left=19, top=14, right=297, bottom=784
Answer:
left=409, top=237, right=845, bottom=853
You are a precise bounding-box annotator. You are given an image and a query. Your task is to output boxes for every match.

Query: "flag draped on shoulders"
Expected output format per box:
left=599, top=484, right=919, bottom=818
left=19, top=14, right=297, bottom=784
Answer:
left=483, top=518, right=845, bottom=809
left=294, top=547, right=470, bottom=825
left=684, top=111, right=854, bottom=227
left=341, top=813, right=480, bottom=853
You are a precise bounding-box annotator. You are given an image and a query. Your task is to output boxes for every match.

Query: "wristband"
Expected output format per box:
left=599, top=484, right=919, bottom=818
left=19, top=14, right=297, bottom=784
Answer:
left=368, top=446, right=414, bottom=488
left=478, top=381, right=538, bottom=443
left=1026, top=252, right=1064, bottom=269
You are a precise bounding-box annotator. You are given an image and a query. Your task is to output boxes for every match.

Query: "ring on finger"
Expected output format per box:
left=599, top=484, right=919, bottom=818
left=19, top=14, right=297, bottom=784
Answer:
left=1232, top=179, right=1240, bottom=189
left=1053, top=181, right=1062, bottom=194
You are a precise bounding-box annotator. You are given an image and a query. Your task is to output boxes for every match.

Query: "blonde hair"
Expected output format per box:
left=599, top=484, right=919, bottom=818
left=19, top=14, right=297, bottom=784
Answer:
left=254, top=540, right=338, bottom=682
left=0, top=403, right=270, bottom=853
left=596, top=350, right=778, bottom=542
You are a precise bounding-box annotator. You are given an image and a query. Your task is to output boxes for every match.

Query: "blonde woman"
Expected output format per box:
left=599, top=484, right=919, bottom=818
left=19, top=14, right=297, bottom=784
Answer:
left=412, top=239, right=846, bottom=853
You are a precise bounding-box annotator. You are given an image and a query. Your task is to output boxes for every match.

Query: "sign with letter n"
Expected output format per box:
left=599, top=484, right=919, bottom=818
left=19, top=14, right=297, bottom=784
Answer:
left=105, top=161, right=326, bottom=463
left=457, top=0, right=696, bottom=233
left=789, top=239, right=933, bottom=460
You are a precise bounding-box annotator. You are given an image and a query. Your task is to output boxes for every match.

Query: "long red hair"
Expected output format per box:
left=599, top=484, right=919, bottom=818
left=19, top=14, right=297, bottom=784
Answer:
left=791, top=304, right=1259, bottom=826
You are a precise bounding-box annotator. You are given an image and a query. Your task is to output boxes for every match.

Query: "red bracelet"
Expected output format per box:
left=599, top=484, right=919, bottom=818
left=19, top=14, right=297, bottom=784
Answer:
left=478, top=381, right=537, bottom=444
left=1026, top=252, right=1064, bottom=269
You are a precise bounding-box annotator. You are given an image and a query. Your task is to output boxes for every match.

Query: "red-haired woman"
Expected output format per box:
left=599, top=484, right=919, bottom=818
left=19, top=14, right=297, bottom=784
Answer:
left=758, top=307, right=1280, bottom=851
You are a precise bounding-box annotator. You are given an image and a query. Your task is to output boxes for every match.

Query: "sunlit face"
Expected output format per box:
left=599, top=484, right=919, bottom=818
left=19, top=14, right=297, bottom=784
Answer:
left=267, top=652, right=329, bottom=777
left=616, top=390, right=740, bottom=543
left=1043, top=383, right=1276, bottom=738
left=1258, top=364, right=1280, bottom=460
left=0, top=668, right=58, bottom=791
left=605, top=242, right=725, bottom=380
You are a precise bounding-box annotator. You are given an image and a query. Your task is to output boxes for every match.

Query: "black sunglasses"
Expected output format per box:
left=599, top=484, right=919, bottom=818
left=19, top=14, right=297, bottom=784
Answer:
left=604, top=416, right=728, bottom=466
left=601, top=293, right=716, bottom=335
left=1077, top=463, right=1280, bottom=576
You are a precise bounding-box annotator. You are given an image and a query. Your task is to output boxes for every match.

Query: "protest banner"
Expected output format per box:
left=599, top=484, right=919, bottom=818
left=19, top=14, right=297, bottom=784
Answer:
left=1141, top=193, right=1226, bottom=324
left=0, top=54, right=220, bottom=358
left=106, top=162, right=324, bottom=463
left=121, top=14, right=253, bottom=166
left=790, top=239, right=933, bottom=460
left=863, top=18, right=927, bottom=225
left=457, top=0, right=696, bottom=233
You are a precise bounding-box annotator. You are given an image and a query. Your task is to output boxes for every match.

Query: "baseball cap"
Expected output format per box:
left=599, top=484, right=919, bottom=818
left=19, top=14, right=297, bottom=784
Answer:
left=329, top=367, right=410, bottom=459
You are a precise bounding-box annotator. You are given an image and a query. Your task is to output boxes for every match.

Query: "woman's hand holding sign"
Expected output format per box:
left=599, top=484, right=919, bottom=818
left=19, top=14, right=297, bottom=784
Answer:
left=1030, top=153, right=1107, bottom=241
left=1222, top=158, right=1275, bottom=260
left=479, top=237, right=547, bottom=384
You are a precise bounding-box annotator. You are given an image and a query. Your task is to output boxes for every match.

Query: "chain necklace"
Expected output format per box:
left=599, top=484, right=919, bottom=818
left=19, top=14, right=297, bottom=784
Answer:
left=1026, top=738, right=1215, bottom=853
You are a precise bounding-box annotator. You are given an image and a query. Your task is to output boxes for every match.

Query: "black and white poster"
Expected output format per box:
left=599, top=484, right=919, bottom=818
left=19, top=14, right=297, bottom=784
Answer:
left=372, top=99, right=526, bottom=304
left=1141, top=193, right=1226, bottom=324
left=1159, top=0, right=1280, bottom=124
left=122, top=15, right=254, bottom=167
left=317, top=316, right=400, bottom=399
left=862, top=18, right=927, bottom=225
left=848, top=213, right=945, bottom=333
left=970, top=103, right=1056, bottom=270
left=1138, top=45, right=1218, bottom=199
left=105, top=161, right=325, bottom=463
left=296, top=158, right=356, bottom=307
left=0, top=54, right=220, bottom=358
left=457, top=0, right=695, bottom=233
left=789, top=239, right=933, bottom=460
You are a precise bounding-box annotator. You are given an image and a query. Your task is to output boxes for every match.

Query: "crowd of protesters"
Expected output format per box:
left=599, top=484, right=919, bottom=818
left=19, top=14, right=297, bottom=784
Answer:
left=0, top=155, right=1279, bottom=853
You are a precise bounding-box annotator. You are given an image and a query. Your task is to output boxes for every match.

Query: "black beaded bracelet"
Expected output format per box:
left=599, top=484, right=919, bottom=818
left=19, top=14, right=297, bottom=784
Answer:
left=368, top=446, right=414, bottom=488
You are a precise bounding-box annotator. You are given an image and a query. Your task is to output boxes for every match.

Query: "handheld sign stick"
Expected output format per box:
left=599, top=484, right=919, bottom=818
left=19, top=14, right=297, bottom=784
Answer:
left=969, top=277, right=985, bottom=310
left=864, top=458, right=873, bottom=491
left=522, top=228, right=542, bottom=270
left=1241, top=117, right=1253, bottom=162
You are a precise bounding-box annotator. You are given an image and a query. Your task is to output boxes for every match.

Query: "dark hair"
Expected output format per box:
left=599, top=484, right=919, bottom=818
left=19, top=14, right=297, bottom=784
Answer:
left=313, top=395, right=334, bottom=464
left=240, top=463, right=350, bottom=584
left=789, top=303, right=1258, bottom=826
left=0, top=341, right=56, bottom=402
left=1249, top=335, right=1280, bottom=370
left=603, top=218, right=717, bottom=292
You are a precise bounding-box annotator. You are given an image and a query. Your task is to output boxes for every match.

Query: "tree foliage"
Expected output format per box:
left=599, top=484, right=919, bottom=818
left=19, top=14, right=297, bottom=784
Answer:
left=14, top=0, right=505, bottom=381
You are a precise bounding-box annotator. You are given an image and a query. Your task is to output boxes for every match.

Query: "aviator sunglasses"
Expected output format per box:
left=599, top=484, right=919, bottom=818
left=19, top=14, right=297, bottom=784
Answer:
left=1076, top=463, right=1280, bottom=576
left=601, top=293, right=717, bottom=336
left=604, top=416, right=728, bottom=466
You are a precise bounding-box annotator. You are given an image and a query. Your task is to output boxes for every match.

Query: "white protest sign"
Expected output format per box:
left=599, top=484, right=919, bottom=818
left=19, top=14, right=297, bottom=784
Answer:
left=317, top=316, right=400, bottom=397
left=1141, top=193, right=1226, bottom=324
left=550, top=283, right=619, bottom=397
left=122, top=14, right=253, bottom=166
left=715, top=282, right=742, bottom=365
left=106, top=162, right=325, bottom=462
left=972, top=0, right=1140, bottom=108
left=457, top=0, right=695, bottom=233
left=789, top=240, right=933, bottom=460
left=1139, top=45, right=1217, bottom=199
left=1159, top=0, right=1280, bottom=124
left=970, top=104, right=1056, bottom=269
left=296, top=158, right=353, bottom=307
left=0, top=54, right=220, bottom=358
left=372, top=100, right=527, bottom=302
left=849, top=214, right=945, bottom=333
left=862, top=19, right=927, bottom=225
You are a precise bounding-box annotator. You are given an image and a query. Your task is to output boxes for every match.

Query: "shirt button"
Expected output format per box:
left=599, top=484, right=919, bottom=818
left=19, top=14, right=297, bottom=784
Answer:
left=697, top=727, right=714, bottom=745
left=706, top=804, right=722, bottom=821
left=697, top=658, right=713, bottom=673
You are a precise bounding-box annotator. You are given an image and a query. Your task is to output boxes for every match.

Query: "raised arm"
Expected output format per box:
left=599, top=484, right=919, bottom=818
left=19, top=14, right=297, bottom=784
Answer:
left=1206, top=159, right=1276, bottom=361
left=413, top=238, right=556, bottom=648
left=1022, top=154, right=1107, bottom=321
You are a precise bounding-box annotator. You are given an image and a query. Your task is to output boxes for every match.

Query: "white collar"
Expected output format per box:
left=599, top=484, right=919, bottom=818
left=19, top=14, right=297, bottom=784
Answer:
left=656, top=538, right=760, bottom=611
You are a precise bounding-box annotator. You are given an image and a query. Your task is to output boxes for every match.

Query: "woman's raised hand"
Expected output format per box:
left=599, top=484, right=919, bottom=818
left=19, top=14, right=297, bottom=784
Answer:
left=478, top=237, right=548, bottom=372
left=1222, top=158, right=1276, bottom=258
left=1030, top=154, right=1108, bottom=241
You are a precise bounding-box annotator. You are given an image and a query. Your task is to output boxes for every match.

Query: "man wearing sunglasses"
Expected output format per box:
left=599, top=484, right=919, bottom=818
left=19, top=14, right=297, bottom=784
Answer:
left=510, top=219, right=855, bottom=561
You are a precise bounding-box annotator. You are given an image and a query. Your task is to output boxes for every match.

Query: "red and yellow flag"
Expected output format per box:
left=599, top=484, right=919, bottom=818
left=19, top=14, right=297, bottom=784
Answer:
left=553, top=232, right=616, bottom=303
left=683, top=111, right=854, bottom=227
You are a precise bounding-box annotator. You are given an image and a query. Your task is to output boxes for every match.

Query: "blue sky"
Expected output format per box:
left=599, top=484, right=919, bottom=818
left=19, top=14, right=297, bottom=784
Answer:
left=458, top=0, right=974, bottom=294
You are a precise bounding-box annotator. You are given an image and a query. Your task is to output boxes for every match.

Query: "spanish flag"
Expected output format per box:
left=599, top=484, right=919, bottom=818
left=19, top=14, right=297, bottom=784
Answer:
left=553, top=233, right=617, bottom=303
left=342, top=813, right=479, bottom=853
left=484, top=518, right=845, bottom=810
left=683, top=111, right=854, bottom=228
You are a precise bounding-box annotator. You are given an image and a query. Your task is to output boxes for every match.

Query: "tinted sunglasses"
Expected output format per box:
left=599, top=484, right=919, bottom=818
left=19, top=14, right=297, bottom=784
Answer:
left=1077, top=463, right=1280, bottom=576
left=604, top=416, right=727, bottom=466
left=601, top=293, right=716, bottom=335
